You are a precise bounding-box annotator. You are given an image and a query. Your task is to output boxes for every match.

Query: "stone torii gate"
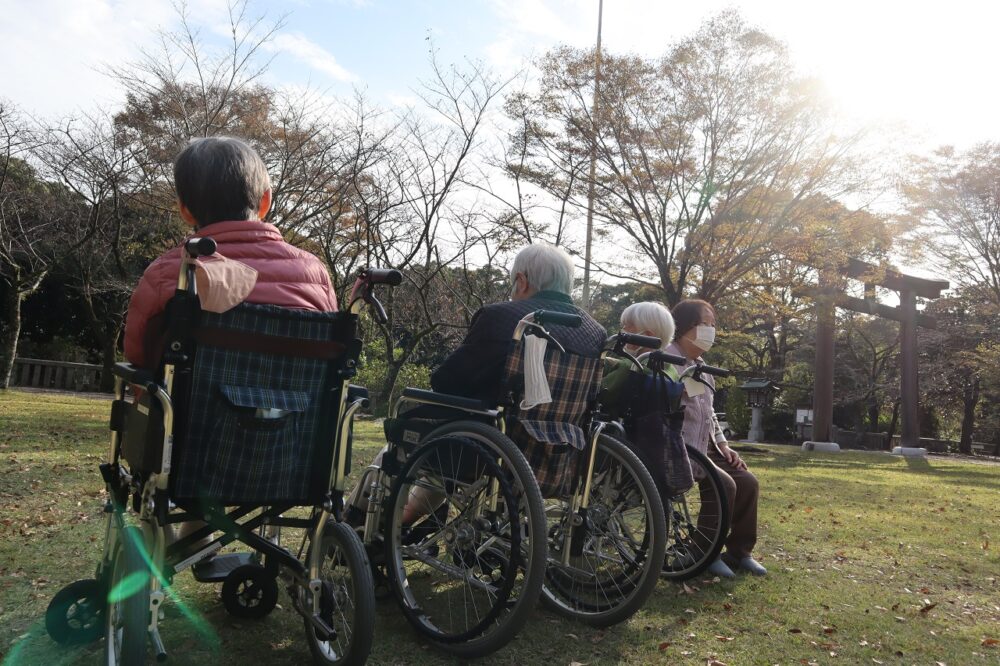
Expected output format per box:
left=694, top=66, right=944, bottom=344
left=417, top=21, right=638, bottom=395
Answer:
left=801, top=259, right=950, bottom=456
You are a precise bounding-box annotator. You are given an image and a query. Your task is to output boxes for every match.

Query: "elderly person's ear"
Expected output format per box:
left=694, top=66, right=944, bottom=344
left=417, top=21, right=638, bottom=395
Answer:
left=178, top=201, right=197, bottom=228
left=257, top=189, right=272, bottom=220
left=510, top=272, right=534, bottom=301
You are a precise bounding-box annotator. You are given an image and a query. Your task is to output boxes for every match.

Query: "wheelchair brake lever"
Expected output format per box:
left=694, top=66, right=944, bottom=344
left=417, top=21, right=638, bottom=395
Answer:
left=523, top=323, right=566, bottom=354
left=367, top=294, right=389, bottom=325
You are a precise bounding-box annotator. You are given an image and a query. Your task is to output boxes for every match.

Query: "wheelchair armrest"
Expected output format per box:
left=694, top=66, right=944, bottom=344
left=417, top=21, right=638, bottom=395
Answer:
left=400, top=388, right=496, bottom=415
left=112, top=363, right=160, bottom=393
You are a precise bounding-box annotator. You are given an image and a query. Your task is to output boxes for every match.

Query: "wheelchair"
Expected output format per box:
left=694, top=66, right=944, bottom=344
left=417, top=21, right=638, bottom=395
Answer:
left=349, top=314, right=667, bottom=645
left=44, top=238, right=394, bottom=665
left=603, top=345, right=732, bottom=583
left=536, top=333, right=667, bottom=627
left=347, top=314, right=562, bottom=659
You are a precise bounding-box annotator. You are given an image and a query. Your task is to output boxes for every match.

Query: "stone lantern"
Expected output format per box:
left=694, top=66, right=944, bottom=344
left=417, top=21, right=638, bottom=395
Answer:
left=739, top=379, right=778, bottom=443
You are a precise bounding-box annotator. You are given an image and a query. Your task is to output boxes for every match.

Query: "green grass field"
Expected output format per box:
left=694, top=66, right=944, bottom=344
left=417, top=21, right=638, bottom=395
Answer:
left=1, top=389, right=998, bottom=665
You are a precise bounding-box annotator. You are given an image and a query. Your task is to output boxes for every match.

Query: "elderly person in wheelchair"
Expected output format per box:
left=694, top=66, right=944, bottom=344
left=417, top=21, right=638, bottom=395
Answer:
left=46, top=136, right=380, bottom=666
left=346, top=243, right=605, bottom=525
left=346, top=244, right=670, bottom=656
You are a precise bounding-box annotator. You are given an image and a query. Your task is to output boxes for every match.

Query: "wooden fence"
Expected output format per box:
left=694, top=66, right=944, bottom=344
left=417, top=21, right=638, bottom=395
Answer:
left=11, top=357, right=107, bottom=393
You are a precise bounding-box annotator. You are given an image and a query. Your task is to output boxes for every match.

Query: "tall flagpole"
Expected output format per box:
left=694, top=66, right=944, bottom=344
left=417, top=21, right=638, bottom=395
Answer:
left=581, top=0, right=603, bottom=308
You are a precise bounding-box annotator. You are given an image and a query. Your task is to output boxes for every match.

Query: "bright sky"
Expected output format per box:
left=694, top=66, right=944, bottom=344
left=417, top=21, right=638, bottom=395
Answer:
left=2, top=0, right=998, bottom=151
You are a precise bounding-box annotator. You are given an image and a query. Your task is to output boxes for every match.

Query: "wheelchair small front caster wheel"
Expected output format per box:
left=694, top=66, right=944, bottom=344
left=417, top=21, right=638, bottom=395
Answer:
left=221, top=564, right=278, bottom=619
left=46, top=578, right=105, bottom=644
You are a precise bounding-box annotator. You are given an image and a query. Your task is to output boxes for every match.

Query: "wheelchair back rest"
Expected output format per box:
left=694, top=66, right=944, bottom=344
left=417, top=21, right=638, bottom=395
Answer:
left=502, top=340, right=602, bottom=429
left=169, top=303, right=359, bottom=504
left=501, top=341, right=602, bottom=497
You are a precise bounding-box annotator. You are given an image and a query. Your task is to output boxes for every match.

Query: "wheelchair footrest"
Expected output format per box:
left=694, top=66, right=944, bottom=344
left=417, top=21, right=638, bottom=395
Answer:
left=191, top=553, right=255, bottom=583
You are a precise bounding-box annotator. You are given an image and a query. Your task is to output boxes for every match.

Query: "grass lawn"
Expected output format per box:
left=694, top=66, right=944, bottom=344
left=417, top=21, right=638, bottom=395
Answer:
left=1, top=388, right=998, bottom=665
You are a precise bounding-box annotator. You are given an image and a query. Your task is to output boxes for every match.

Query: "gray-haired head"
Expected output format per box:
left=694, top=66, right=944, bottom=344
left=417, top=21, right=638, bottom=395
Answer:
left=173, top=136, right=271, bottom=227
left=510, top=244, right=576, bottom=296
left=620, top=301, right=675, bottom=350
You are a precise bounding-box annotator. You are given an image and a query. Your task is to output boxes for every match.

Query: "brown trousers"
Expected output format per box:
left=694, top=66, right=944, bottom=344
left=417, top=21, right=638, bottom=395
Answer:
left=697, top=446, right=759, bottom=559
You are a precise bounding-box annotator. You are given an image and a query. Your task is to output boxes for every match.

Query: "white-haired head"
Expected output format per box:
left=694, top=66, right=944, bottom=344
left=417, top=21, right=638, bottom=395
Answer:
left=510, top=244, right=576, bottom=300
left=620, top=301, right=675, bottom=350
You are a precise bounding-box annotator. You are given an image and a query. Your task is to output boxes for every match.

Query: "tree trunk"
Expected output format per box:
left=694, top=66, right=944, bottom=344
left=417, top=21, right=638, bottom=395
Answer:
left=99, top=326, right=122, bottom=392
left=376, top=359, right=407, bottom=417
left=958, top=377, right=980, bottom=455
left=0, top=281, right=21, bottom=389
left=867, top=398, right=880, bottom=433
left=885, top=399, right=900, bottom=450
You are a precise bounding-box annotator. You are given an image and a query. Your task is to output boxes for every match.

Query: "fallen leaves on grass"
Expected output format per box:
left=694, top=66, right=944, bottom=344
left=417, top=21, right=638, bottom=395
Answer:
left=658, top=641, right=670, bottom=651
left=919, top=600, right=938, bottom=614
left=982, top=637, right=999, bottom=647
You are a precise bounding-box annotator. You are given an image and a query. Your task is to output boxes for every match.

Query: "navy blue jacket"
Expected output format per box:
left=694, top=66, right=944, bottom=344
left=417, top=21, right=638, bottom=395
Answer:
left=431, top=291, right=606, bottom=405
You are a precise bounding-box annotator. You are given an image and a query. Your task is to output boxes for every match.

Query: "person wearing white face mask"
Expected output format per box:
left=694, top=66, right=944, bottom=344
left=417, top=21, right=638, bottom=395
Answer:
left=666, top=299, right=766, bottom=578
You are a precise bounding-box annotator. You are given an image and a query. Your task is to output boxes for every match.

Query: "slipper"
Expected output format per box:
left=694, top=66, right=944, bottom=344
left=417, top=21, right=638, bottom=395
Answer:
left=707, top=557, right=736, bottom=579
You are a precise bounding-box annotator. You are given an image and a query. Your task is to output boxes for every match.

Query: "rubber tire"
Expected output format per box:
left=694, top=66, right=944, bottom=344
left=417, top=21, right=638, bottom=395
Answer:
left=46, top=578, right=105, bottom=645
left=660, top=445, right=730, bottom=582
left=386, top=420, right=547, bottom=660
left=221, top=564, right=279, bottom=620
left=541, top=434, right=666, bottom=627
left=104, top=525, right=149, bottom=665
left=304, top=520, right=376, bottom=666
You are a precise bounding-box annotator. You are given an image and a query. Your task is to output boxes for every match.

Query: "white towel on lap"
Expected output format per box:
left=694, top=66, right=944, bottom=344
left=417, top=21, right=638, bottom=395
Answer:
left=520, top=335, right=552, bottom=410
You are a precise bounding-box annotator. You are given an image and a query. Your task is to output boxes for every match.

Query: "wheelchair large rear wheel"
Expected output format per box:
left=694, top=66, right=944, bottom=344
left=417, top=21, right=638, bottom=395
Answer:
left=104, top=525, right=150, bottom=665
left=660, top=445, right=730, bottom=581
left=541, top=434, right=666, bottom=626
left=384, top=421, right=546, bottom=659
left=303, top=520, right=376, bottom=666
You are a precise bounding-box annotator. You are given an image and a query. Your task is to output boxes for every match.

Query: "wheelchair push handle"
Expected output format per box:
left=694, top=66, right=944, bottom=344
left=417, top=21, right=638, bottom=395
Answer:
left=184, top=237, right=217, bottom=258
left=616, top=331, right=662, bottom=352
left=648, top=349, right=687, bottom=366
left=514, top=310, right=579, bottom=353
left=693, top=362, right=730, bottom=378
left=364, top=268, right=403, bottom=286
left=533, top=310, right=582, bottom=328
left=349, top=267, right=403, bottom=323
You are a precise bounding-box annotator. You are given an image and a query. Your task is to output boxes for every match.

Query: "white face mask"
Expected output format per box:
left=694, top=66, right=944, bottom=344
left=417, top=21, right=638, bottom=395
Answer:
left=692, top=325, right=716, bottom=352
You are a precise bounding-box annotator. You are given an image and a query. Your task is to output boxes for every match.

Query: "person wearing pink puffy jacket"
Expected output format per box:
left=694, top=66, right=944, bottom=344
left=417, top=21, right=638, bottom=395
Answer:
left=124, top=136, right=338, bottom=369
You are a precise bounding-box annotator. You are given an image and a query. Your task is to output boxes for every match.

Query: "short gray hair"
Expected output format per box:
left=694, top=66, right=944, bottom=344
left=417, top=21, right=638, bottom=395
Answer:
left=174, top=136, right=271, bottom=227
left=510, top=244, right=576, bottom=295
left=621, top=302, right=675, bottom=349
